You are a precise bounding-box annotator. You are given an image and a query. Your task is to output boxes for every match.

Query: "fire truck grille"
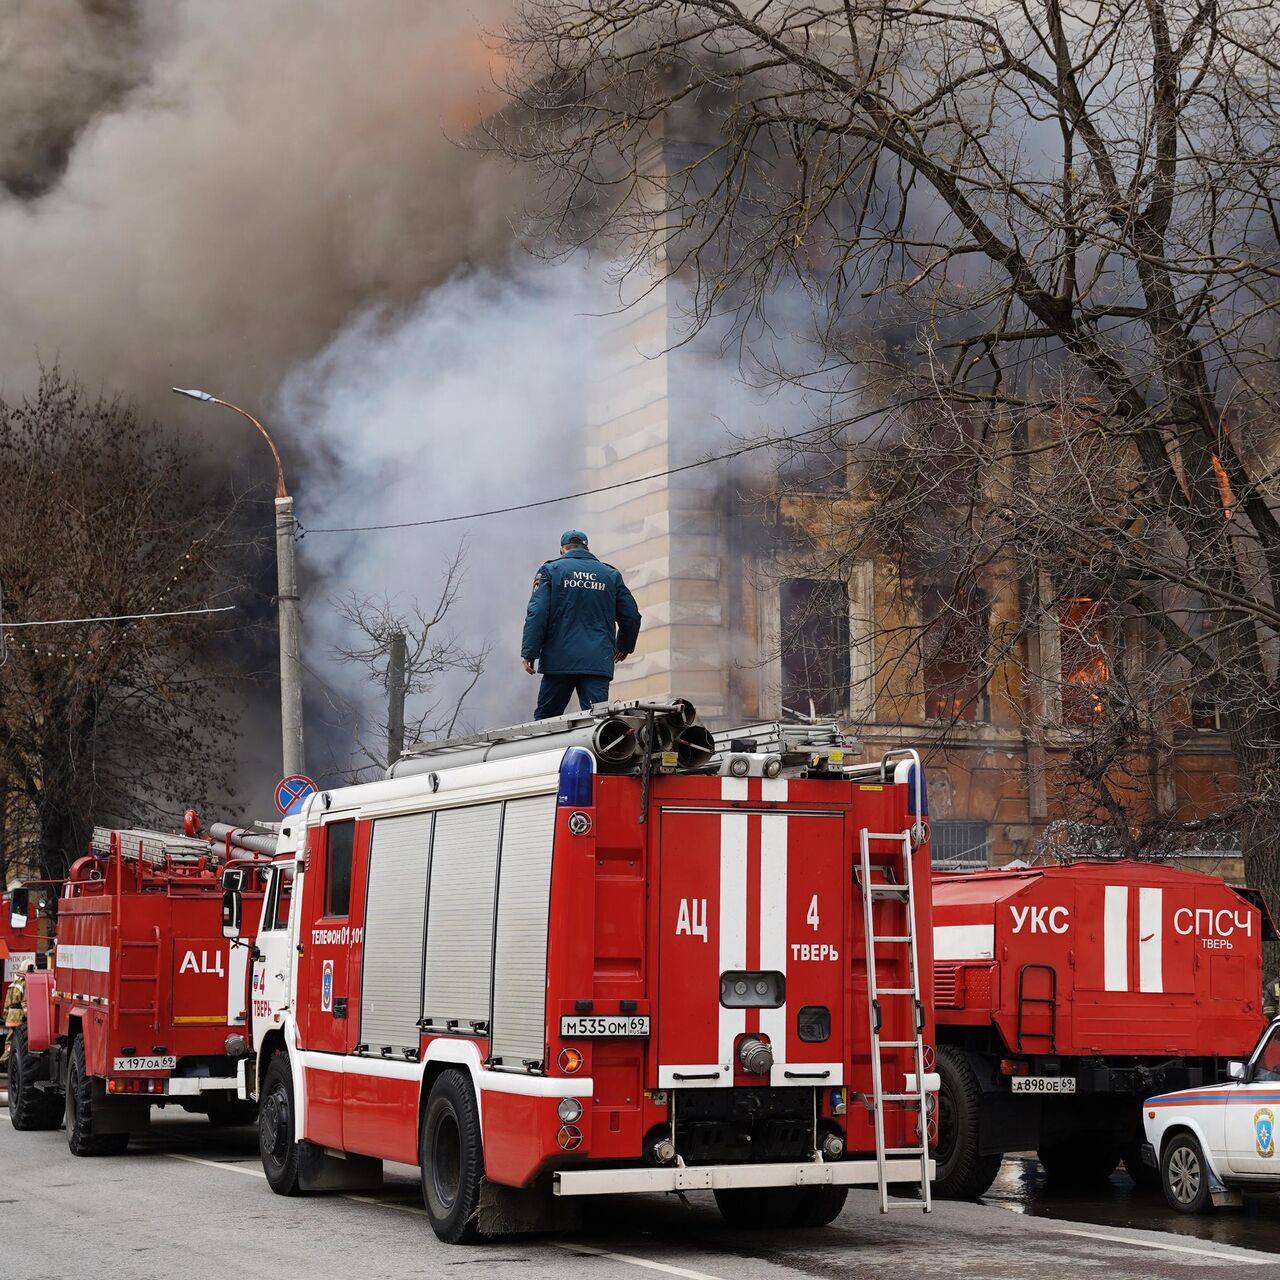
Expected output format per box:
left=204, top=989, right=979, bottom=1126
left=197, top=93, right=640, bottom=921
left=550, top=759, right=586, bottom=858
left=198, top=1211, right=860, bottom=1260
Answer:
left=933, top=965, right=960, bottom=1008
left=674, top=1087, right=814, bottom=1164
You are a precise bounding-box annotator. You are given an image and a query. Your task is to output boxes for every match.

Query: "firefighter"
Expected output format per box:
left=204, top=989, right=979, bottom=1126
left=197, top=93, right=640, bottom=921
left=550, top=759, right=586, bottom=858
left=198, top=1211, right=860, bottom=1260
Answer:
left=1, top=963, right=31, bottom=1070
left=521, top=530, right=642, bottom=719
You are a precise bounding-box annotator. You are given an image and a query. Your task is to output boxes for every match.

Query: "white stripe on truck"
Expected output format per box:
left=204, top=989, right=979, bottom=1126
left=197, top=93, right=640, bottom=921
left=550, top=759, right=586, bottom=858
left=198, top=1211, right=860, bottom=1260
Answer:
left=758, top=812, right=788, bottom=1049
left=932, top=924, right=995, bottom=961
left=1138, top=886, right=1163, bottom=993
left=718, top=811, right=748, bottom=1071
left=1104, top=884, right=1129, bottom=991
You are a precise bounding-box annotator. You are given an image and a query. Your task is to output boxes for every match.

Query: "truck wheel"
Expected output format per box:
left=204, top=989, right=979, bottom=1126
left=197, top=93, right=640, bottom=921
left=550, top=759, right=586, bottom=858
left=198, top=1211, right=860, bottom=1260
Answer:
left=8, top=1023, right=62, bottom=1131
left=933, top=1045, right=1002, bottom=1199
left=795, top=1185, right=849, bottom=1226
left=65, top=1037, right=129, bottom=1156
left=420, top=1070, right=484, bottom=1244
left=1038, top=1142, right=1119, bottom=1187
left=1160, top=1132, right=1212, bottom=1214
left=259, top=1054, right=302, bottom=1195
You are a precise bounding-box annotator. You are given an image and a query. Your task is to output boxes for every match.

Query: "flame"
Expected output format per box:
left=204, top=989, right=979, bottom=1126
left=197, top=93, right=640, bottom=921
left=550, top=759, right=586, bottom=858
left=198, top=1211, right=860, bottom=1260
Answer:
left=1061, top=597, right=1109, bottom=720
left=1211, top=454, right=1234, bottom=520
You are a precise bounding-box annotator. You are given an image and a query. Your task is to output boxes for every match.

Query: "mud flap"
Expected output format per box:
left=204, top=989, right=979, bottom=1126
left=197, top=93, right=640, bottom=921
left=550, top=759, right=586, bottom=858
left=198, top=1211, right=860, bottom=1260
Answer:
left=297, top=1140, right=384, bottom=1192
left=477, top=1176, right=583, bottom=1236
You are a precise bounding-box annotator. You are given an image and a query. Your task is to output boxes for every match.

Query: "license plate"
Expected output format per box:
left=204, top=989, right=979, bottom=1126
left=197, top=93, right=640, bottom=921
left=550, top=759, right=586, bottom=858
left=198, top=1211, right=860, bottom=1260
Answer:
left=113, top=1056, right=176, bottom=1072
left=560, top=1014, right=650, bottom=1038
left=1011, top=1076, right=1076, bottom=1094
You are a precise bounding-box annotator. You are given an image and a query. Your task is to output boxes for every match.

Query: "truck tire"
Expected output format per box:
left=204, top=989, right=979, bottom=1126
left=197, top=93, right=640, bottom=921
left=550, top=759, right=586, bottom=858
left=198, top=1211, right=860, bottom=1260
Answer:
left=8, top=1023, right=62, bottom=1131
left=1037, top=1142, right=1120, bottom=1186
left=933, top=1045, right=1002, bottom=1199
left=259, top=1054, right=302, bottom=1195
left=65, top=1037, right=129, bottom=1156
left=421, top=1070, right=485, bottom=1244
left=1160, top=1131, right=1212, bottom=1214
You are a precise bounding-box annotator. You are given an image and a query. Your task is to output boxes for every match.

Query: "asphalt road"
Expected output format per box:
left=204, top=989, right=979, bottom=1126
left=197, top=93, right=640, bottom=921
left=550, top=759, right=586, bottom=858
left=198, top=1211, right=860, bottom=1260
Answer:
left=3, top=1113, right=1279, bottom=1280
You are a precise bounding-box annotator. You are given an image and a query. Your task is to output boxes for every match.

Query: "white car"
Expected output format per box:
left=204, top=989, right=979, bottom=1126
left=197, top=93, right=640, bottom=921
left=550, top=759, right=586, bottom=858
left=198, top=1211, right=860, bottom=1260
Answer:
left=1142, top=1016, right=1280, bottom=1212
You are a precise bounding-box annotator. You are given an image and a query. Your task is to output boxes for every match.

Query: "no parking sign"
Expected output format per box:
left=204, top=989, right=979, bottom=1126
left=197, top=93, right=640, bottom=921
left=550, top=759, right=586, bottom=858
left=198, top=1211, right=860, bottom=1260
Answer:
left=275, top=774, right=317, bottom=817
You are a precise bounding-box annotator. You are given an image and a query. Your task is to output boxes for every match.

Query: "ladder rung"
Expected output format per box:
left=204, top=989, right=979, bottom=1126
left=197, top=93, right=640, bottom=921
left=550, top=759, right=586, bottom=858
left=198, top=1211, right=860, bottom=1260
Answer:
left=877, top=1040, right=920, bottom=1049
left=884, top=1200, right=930, bottom=1210
left=883, top=1147, right=927, bottom=1156
left=867, top=886, right=910, bottom=897
left=873, top=934, right=912, bottom=943
left=876, top=987, right=917, bottom=995
left=878, top=1092, right=924, bottom=1101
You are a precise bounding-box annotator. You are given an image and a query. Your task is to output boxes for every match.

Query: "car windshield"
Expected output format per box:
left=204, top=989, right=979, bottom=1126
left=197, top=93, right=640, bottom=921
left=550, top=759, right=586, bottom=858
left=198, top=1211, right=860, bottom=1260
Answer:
left=1255, top=1027, right=1280, bottom=1082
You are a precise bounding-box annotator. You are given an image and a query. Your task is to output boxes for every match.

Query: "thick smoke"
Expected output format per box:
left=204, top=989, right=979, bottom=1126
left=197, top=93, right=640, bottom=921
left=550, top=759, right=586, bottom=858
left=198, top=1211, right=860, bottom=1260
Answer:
left=0, top=1, right=525, bottom=815
left=0, top=0, right=145, bottom=198
left=0, top=1, right=520, bottom=413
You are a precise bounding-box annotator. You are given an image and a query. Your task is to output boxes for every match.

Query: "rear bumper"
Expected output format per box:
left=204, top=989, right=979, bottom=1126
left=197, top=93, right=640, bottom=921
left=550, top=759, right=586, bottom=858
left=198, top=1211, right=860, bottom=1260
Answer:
left=164, top=1077, right=238, bottom=1096
left=553, top=1157, right=934, bottom=1197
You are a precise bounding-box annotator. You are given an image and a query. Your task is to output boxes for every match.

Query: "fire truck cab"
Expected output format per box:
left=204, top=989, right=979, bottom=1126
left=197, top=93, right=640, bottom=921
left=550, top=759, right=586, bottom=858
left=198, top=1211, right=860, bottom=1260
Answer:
left=10, top=820, right=267, bottom=1151
left=234, top=705, right=939, bottom=1243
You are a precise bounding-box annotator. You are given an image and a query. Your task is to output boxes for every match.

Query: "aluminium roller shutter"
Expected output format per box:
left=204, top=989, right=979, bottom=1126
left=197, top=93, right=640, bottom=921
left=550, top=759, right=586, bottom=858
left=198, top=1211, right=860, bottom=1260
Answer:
left=490, top=794, right=558, bottom=1068
left=422, top=803, right=502, bottom=1031
left=359, top=811, right=433, bottom=1054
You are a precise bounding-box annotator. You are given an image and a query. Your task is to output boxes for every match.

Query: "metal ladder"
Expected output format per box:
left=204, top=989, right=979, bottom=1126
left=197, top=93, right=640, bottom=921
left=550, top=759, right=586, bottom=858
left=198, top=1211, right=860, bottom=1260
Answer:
left=858, top=827, right=932, bottom=1214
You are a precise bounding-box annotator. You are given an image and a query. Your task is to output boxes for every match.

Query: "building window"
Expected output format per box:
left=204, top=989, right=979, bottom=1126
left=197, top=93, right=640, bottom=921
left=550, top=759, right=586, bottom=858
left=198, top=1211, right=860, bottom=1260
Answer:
left=1058, top=597, right=1113, bottom=726
left=324, top=821, right=355, bottom=918
left=1190, top=679, right=1222, bottom=731
left=922, top=585, right=990, bottom=721
left=780, top=578, right=851, bottom=719
left=931, top=820, right=991, bottom=869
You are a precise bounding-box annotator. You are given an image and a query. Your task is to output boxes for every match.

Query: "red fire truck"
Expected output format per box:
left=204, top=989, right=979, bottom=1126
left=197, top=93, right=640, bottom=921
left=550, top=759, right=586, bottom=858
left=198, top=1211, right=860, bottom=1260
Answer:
left=227, top=706, right=939, bottom=1243
left=9, top=817, right=267, bottom=1152
left=930, top=860, right=1268, bottom=1198
left=2, top=880, right=56, bottom=1004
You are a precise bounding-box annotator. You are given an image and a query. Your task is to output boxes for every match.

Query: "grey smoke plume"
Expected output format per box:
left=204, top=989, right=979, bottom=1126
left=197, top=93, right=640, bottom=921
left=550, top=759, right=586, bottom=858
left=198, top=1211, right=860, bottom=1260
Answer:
left=0, top=1, right=520, bottom=412
left=0, top=0, right=144, bottom=197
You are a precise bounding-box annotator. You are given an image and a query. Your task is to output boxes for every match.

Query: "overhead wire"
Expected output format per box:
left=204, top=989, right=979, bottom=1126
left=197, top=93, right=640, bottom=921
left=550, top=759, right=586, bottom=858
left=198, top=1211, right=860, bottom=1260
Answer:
left=295, top=406, right=891, bottom=537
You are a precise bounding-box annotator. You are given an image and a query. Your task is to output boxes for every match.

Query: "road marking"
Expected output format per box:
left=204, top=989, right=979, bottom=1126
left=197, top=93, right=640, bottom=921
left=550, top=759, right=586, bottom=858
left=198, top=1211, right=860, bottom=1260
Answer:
left=551, top=1241, right=726, bottom=1280
left=167, top=1153, right=265, bottom=1179
left=1055, top=1227, right=1277, bottom=1266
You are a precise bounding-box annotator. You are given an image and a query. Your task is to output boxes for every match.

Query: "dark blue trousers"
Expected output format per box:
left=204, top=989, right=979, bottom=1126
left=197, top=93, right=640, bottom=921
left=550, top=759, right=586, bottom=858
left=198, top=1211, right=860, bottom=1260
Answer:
left=536, top=674, right=611, bottom=720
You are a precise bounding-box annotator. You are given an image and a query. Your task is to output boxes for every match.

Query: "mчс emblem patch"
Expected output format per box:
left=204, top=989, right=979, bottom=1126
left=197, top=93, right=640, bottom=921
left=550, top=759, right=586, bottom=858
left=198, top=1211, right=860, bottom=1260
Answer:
left=1255, top=1106, right=1275, bottom=1158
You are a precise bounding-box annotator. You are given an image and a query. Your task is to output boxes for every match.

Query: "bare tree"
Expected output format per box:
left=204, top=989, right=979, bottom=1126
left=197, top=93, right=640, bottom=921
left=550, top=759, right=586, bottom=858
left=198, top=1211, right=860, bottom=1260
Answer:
left=496, top=2, right=1280, bottom=918
left=324, top=544, right=489, bottom=780
left=0, top=367, right=260, bottom=880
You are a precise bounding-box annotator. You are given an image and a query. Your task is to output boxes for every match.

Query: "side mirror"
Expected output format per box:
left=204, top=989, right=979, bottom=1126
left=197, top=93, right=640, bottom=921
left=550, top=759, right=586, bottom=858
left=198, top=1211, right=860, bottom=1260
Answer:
left=221, top=887, right=242, bottom=940
left=1228, top=1059, right=1247, bottom=1082
left=221, top=867, right=246, bottom=892
left=8, top=887, right=29, bottom=929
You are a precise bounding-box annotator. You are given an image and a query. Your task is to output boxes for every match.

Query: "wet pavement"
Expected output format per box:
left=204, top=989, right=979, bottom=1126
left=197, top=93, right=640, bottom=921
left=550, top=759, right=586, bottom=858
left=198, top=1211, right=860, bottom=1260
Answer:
left=986, top=1152, right=1280, bottom=1254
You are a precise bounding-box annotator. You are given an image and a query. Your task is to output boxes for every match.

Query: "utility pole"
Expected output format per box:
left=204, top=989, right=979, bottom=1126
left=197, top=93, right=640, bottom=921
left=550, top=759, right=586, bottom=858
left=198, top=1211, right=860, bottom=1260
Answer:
left=172, top=388, right=305, bottom=777
left=387, top=631, right=406, bottom=766
left=275, top=495, right=306, bottom=778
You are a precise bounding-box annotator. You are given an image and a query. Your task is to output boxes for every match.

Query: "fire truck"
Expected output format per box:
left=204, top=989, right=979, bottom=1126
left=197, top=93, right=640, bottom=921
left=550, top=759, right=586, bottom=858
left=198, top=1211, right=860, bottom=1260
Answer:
left=2, top=879, right=56, bottom=1003
left=930, top=860, right=1268, bottom=1198
left=8, top=816, right=268, bottom=1152
left=225, top=703, right=939, bottom=1243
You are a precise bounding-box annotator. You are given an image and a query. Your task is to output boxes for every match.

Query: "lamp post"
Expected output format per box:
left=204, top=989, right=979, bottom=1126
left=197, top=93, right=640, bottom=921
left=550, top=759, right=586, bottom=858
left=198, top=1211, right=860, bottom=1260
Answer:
left=172, top=388, right=305, bottom=778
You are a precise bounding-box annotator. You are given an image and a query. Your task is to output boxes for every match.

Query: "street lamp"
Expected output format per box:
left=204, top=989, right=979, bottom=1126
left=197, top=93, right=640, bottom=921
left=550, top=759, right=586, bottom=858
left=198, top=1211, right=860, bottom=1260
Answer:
left=172, top=387, right=305, bottom=778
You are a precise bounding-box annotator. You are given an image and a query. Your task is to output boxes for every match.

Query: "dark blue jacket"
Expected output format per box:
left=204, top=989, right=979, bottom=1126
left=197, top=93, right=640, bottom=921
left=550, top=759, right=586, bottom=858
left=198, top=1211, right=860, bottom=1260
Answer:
left=521, top=548, right=642, bottom=677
